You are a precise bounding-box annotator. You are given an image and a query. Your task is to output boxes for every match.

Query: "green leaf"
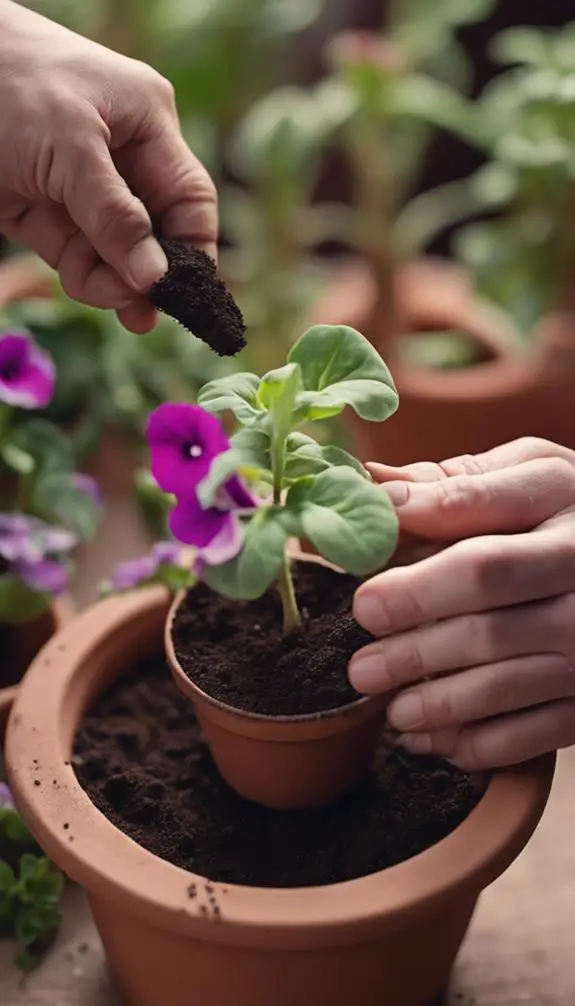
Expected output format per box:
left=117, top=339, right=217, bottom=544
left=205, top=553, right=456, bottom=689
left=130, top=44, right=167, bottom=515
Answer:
left=284, top=432, right=368, bottom=479
left=490, top=27, right=552, bottom=68
left=0, top=807, right=34, bottom=845
left=230, top=428, right=271, bottom=470
left=288, top=325, right=399, bottom=422
left=258, top=363, right=301, bottom=490
left=0, top=577, right=50, bottom=623
left=197, top=373, right=264, bottom=425
left=31, top=472, right=99, bottom=540
left=197, top=448, right=268, bottom=508
left=0, top=860, right=16, bottom=893
left=0, top=443, right=35, bottom=476
left=203, top=509, right=288, bottom=600
left=10, top=420, right=74, bottom=476
left=284, top=468, right=398, bottom=576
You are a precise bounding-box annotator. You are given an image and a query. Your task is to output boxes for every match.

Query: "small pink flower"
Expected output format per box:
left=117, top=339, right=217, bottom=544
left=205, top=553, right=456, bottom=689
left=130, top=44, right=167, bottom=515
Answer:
left=0, top=331, right=55, bottom=409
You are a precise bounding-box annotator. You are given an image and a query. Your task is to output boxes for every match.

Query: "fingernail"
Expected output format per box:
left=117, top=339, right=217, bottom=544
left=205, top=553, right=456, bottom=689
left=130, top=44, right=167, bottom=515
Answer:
left=126, top=237, right=168, bottom=291
left=388, top=692, right=424, bottom=730
left=382, top=481, right=409, bottom=506
left=349, top=653, right=387, bottom=693
left=354, top=592, right=389, bottom=633
left=396, top=732, right=432, bottom=755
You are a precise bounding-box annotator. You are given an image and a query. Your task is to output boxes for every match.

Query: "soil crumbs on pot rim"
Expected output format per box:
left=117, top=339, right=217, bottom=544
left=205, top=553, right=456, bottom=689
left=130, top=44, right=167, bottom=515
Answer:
left=75, top=656, right=486, bottom=889
left=171, top=563, right=373, bottom=716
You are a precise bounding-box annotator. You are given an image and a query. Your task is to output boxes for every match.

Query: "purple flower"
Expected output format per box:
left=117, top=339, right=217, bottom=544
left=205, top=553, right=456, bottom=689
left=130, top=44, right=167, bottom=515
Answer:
left=146, top=403, right=256, bottom=568
left=0, top=331, right=55, bottom=410
left=0, top=513, right=76, bottom=595
left=72, top=474, right=103, bottom=507
left=110, top=541, right=181, bottom=590
left=0, top=783, right=13, bottom=809
left=147, top=404, right=253, bottom=508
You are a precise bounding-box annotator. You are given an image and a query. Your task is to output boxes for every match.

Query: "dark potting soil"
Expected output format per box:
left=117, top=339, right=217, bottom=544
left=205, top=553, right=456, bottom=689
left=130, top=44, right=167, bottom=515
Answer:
left=149, top=238, right=246, bottom=357
left=74, top=655, right=486, bottom=889
left=171, top=564, right=373, bottom=717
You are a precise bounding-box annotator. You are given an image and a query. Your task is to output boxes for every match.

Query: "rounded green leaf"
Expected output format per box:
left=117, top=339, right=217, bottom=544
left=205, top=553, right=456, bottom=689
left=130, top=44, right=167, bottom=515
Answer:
left=203, top=509, right=287, bottom=600
left=284, top=467, right=398, bottom=576
left=284, top=432, right=368, bottom=479
left=288, top=325, right=398, bottom=422
left=197, top=373, right=263, bottom=425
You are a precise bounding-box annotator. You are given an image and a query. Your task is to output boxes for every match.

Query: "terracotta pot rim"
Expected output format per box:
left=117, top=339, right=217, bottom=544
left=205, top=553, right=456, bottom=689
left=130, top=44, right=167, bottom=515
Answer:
left=165, top=579, right=384, bottom=737
left=7, top=587, right=555, bottom=948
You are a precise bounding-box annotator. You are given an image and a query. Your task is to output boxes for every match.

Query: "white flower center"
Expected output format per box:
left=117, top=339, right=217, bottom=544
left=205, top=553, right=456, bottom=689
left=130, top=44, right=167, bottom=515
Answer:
left=188, top=445, right=203, bottom=458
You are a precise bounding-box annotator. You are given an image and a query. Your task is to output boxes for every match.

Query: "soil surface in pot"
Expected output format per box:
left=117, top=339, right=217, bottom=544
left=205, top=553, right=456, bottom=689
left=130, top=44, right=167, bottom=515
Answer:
left=171, top=564, right=373, bottom=716
left=0, top=625, right=25, bottom=688
left=74, top=655, right=486, bottom=888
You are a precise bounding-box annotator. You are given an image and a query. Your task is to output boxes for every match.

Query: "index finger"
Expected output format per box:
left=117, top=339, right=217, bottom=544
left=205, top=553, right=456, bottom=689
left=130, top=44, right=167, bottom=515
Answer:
left=117, top=119, right=218, bottom=261
left=367, top=437, right=575, bottom=485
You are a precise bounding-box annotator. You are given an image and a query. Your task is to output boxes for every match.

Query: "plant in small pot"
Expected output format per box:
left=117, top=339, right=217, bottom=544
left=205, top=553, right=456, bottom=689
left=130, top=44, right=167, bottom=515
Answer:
left=0, top=325, right=102, bottom=720
left=5, top=323, right=555, bottom=1006
left=307, top=1, right=534, bottom=464
left=0, top=782, right=64, bottom=972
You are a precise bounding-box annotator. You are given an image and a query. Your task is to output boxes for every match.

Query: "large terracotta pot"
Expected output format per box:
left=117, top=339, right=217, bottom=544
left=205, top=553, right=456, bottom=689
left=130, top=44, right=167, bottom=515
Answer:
left=7, top=588, right=555, bottom=1006
left=0, top=597, right=73, bottom=733
left=311, top=258, right=575, bottom=465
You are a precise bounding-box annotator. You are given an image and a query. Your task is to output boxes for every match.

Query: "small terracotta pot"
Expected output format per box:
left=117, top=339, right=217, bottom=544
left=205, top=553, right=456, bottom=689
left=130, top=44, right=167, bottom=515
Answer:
left=0, top=597, right=74, bottom=734
left=310, top=257, right=575, bottom=464
left=6, top=587, right=555, bottom=1006
left=166, top=552, right=390, bottom=810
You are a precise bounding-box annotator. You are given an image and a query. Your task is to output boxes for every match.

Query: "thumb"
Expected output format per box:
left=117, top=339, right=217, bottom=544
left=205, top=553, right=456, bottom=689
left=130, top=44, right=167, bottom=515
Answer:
left=63, top=138, right=167, bottom=292
left=381, top=457, right=575, bottom=539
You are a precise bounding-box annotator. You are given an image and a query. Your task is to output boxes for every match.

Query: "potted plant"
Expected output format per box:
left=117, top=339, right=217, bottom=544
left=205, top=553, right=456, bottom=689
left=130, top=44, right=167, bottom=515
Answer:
left=316, top=20, right=575, bottom=464
left=0, top=321, right=102, bottom=720
left=6, top=324, right=554, bottom=1006
left=0, top=728, right=64, bottom=973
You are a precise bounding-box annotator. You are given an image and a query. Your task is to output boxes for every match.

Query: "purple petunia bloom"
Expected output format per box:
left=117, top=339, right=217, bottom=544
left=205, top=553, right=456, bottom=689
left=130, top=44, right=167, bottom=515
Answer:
left=0, top=331, right=55, bottom=410
left=110, top=541, right=181, bottom=591
left=0, top=514, right=76, bottom=595
left=146, top=404, right=256, bottom=568
left=0, top=782, right=13, bottom=809
left=72, top=473, right=104, bottom=507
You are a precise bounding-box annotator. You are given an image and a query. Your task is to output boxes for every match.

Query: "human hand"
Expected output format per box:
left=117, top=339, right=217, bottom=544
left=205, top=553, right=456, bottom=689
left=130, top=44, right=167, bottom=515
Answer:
left=349, top=437, right=575, bottom=770
left=0, top=1, right=216, bottom=332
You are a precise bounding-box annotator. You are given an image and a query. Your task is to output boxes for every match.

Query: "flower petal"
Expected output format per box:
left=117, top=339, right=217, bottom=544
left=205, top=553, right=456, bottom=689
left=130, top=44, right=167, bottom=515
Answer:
left=222, top=474, right=258, bottom=510
left=198, top=513, right=244, bottom=566
left=151, top=541, right=180, bottom=565
left=72, top=473, right=103, bottom=507
left=110, top=555, right=157, bottom=590
left=15, top=559, right=69, bottom=595
left=147, top=403, right=230, bottom=499
left=0, top=332, right=55, bottom=409
left=0, top=782, right=13, bottom=808
left=169, top=495, right=230, bottom=548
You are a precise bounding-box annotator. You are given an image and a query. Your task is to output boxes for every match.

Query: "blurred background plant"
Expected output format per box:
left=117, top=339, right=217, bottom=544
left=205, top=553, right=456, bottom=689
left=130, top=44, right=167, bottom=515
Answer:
left=453, top=24, right=575, bottom=334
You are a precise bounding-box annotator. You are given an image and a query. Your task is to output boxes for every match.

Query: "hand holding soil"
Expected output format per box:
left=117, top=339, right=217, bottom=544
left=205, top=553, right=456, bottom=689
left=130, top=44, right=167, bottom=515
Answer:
left=352, top=437, right=575, bottom=770
left=0, top=0, right=216, bottom=333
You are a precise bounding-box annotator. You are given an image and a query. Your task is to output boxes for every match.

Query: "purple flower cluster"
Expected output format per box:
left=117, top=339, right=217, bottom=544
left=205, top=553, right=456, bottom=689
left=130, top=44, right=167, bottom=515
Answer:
left=0, top=782, right=13, bottom=809
left=148, top=404, right=256, bottom=569
left=108, top=404, right=257, bottom=590
left=0, top=331, right=55, bottom=410
left=0, top=514, right=76, bottom=595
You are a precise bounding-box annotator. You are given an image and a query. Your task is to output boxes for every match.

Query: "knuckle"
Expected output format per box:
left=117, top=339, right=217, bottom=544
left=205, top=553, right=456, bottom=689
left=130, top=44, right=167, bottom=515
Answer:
left=386, top=636, right=426, bottom=686
left=434, top=476, right=490, bottom=522
left=513, top=436, right=560, bottom=460
left=537, top=456, right=575, bottom=489
left=420, top=685, right=455, bottom=727
left=96, top=191, right=149, bottom=242
left=453, top=728, right=487, bottom=771
left=471, top=540, right=523, bottom=601
left=136, top=62, right=176, bottom=106
left=440, top=454, right=485, bottom=478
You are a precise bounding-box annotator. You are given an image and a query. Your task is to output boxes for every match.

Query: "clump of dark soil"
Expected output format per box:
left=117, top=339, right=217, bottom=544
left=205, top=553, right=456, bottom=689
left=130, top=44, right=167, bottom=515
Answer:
left=171, top=563, right=373, bottom=716
left=149, top=238, right=246, bottom=357
left=74, top=654, right=486, bottom=889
